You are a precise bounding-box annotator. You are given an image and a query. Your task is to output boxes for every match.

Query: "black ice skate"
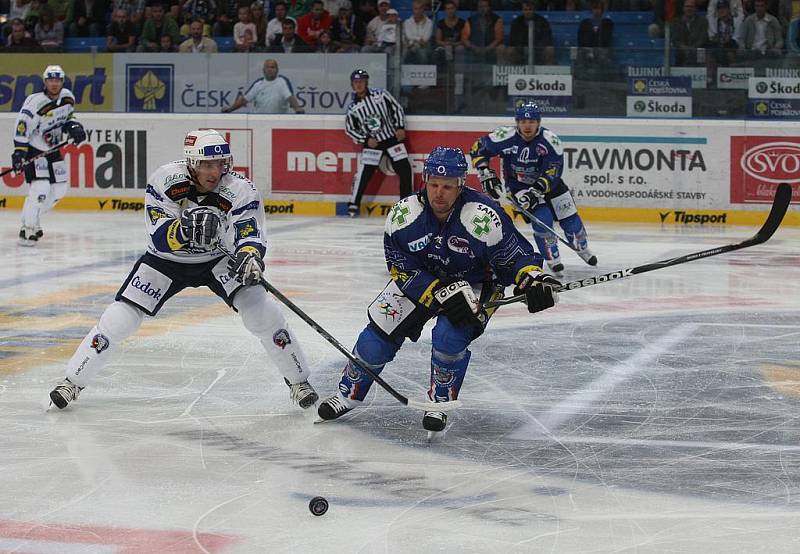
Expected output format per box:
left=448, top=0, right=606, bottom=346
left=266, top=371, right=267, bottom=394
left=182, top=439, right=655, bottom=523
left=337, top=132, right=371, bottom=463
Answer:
left=577, top=247, right=597, bottom=266
left=48, top=378, right=82, bottom=409
left=317, top=395, right=354, bottom=420
left=284, top=378, right=319, bottom=409
left=18, top=226, right=38, bottom=247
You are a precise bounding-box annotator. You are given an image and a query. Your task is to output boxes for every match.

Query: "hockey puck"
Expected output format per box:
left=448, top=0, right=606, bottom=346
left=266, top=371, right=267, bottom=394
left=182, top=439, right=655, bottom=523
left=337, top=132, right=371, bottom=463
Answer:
left=309, top=496, right=329, bottom=516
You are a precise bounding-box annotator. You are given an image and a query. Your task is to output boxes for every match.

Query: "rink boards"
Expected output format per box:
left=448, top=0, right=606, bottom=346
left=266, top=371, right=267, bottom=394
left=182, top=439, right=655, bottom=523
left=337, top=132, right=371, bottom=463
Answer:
left=0, top=113, right=797, bottom=226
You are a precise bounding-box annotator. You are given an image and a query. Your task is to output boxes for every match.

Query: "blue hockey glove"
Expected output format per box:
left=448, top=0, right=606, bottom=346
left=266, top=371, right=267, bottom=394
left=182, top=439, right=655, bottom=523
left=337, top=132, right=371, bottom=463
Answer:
left=11, top=149, right=25, bottom=173
left=227, top=247, right=265, bottom=286
left=477, top=167, right=502, bottom=200
left=433, top=279, right=482, bottom=327
left=514, top=270, right=561, bottom=314
left=63, top=120, right=86, bottom=145
left=178, top=206, right=221, bottom=248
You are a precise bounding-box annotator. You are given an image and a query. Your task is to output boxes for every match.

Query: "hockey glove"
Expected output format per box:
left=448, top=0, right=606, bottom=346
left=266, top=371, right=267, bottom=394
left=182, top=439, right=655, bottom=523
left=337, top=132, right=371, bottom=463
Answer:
left=63, top=120, right=86, bottom=145
left=228, top=247, right=265, bottom=286
left=178, top=206, right=221, bottom=248
left=11, top=149, right=25, bottom=173
left=532, top=176, right=551, bottom=196
left=477, top=167, right=502, bottom=200
left=433, top=279, right=482, bottom=327
left=513, top=188, right=540, bottom=211
left=514, top=270, right=561, bottom=314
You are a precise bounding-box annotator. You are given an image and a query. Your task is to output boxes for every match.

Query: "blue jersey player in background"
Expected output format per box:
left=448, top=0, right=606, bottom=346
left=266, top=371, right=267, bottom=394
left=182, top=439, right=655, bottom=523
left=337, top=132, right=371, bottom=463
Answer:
left=470, top=101, right=597, bottom=274
left=317, top=146, right=560, bottom=433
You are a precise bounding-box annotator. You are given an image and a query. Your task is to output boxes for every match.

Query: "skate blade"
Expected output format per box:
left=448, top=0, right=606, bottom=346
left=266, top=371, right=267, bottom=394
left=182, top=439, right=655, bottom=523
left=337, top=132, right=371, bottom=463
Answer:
left=18, top=239, right=37, bottom=247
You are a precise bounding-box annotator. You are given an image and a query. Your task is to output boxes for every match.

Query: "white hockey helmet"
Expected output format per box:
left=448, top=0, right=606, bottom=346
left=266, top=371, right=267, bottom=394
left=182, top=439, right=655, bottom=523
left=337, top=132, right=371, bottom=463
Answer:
left=183, top=129, right=232, bottom=173
left=42, top=65, right=66, bottom=81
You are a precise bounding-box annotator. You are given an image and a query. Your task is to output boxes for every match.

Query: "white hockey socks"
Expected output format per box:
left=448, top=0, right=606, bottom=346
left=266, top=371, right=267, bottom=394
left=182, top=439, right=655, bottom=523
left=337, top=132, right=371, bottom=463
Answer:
left=234, top=286, right=311, bottom=384
left=64, top=301, right=144, bottom=388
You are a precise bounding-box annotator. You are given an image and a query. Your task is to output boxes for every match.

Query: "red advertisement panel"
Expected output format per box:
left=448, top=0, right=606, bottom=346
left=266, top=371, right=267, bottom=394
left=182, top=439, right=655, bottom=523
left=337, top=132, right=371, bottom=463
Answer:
left=271, top=129, right=498, bottom=195
left=730, top=136, right=800, bottom=204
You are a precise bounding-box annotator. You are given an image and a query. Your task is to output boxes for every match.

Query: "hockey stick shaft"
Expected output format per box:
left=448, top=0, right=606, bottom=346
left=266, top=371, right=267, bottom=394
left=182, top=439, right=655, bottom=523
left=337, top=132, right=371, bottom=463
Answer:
left=216, top=244, right=461, bottom=412
left=485, top=182, right=793, bottom=309
left=0, top=141, right=70, bottom=178
left=504, top=191, right=578, bottom=252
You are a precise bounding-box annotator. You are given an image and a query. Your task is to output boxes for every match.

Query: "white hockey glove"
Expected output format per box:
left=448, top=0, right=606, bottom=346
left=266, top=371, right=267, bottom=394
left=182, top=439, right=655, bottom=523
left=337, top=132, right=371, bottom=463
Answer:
left=227, top=247, right=265, bottom=286
left=433, top=279, right=482, bottom=327
left=178, top=206, right=221, bottom=248
left=477, top=167, right=503, bottom=200
left=514, top=270, right=561, bottom=314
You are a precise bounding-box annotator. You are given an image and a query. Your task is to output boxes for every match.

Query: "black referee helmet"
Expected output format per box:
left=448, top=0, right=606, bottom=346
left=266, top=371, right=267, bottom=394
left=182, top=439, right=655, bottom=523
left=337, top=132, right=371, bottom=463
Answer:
left=350, top=69, right=369, bottom=81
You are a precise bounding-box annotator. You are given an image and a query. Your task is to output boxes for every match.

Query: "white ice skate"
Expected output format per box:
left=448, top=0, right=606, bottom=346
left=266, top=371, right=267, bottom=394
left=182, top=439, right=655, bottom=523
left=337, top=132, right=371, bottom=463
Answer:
left=285, top=378, right=319, bottom=409
left=47, top=378, right=82, bottom=410
left=18, top=226, right=38, bottom=247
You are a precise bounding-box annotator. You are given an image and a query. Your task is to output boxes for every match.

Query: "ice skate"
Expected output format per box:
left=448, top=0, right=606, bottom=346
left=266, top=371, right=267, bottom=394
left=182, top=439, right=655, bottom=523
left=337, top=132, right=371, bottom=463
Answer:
left=284, top=378, right=318, bottom=409
left=547, top=256, right=564, bottom=275
left=18, top=226, right=38, bottom=247
left=47, top=378, right=82, bottom=410
left=317, top=395, right=355, bottom=421
left=577, top=247, right=597, bottom=266
left=423, top=411, right=448, bottom=441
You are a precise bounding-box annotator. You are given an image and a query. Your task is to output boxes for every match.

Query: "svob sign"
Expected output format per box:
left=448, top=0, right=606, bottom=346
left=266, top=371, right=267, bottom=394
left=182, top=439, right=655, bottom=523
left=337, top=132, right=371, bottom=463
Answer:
left=730, top=136, right=800, bottom=203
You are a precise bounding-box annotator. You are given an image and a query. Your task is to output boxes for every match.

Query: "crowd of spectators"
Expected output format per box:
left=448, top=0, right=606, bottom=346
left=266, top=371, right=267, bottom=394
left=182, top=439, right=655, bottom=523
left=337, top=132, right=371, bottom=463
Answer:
left=1, top=0, right=797, bottom=58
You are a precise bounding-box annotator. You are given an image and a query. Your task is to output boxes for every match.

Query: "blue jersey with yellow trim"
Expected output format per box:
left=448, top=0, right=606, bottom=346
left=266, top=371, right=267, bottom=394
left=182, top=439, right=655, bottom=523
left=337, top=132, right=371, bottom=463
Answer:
left=144, top=160, right=267, bottom=264
left=470, top=125, right=565, bottom=193
left=383, top=187, right=544, bottom=308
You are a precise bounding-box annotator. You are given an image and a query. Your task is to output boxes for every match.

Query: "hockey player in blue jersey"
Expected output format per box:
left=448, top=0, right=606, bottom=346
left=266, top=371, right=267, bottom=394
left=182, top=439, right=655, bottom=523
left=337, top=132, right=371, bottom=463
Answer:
left=317, top=146, right=560, bottom=432
left=470, top=101, right=597, bottom=274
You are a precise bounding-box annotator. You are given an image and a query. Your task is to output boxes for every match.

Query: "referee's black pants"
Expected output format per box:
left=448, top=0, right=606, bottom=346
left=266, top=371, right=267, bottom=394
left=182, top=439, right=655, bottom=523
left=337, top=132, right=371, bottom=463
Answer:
left=351, top=137, right=413, bottom=207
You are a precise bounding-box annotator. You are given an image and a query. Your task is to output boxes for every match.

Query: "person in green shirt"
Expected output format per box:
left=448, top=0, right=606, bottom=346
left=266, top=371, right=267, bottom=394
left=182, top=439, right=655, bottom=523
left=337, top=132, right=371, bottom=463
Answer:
left=137, top=1, right=180, bottom=51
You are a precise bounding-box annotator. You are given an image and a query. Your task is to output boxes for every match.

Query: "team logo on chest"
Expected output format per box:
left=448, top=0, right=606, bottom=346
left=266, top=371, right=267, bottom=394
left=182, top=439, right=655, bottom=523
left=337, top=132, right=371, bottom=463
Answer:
left=273, top=329, right=291, bottom=349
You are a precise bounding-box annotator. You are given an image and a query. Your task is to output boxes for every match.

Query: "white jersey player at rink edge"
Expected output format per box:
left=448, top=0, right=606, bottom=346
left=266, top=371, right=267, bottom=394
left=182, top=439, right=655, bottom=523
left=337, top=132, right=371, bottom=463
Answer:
left=13, top=64, right=86, bottom=246
left=47, top=129, right=319, bottom=411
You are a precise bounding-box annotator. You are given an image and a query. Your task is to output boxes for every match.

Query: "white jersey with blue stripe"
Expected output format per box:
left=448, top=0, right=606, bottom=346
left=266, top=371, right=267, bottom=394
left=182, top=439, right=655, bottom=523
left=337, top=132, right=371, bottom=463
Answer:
left=14, top=89, right=76, bottom=153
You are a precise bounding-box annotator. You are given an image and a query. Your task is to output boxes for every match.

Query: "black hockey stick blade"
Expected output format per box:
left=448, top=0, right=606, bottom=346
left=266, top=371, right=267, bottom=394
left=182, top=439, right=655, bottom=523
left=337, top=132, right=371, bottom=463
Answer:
left=215, top=244, right=462, bottom=413
left=485, top=182, right=793, bottom=309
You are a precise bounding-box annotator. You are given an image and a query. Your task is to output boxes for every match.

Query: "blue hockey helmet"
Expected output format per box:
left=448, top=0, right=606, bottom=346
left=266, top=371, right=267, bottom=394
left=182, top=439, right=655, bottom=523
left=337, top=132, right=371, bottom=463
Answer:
left=350, top=69, right=369, bottom=81
left=515, top=101, right=542, bottom=122
left=423, top=146, right=468, bottom=187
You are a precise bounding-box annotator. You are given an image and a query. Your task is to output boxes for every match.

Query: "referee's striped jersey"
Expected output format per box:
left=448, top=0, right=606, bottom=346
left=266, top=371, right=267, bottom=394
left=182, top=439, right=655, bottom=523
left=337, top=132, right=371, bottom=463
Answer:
left=344, top=88, right=405, bottom=144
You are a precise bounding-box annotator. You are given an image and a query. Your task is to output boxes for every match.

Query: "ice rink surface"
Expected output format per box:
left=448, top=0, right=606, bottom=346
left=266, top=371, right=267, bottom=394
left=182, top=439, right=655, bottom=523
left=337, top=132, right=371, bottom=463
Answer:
left=1, top=210, right=799, bottom=554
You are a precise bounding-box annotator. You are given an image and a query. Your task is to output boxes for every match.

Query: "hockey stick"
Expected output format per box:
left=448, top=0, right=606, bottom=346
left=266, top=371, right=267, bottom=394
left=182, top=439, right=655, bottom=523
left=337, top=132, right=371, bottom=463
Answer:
left=485, top=182, right=793, bottom=309
left=0, top=141, right=70, bottom=178
left=504, top=190, right=578, bottom=252
left=216, top=244, right=462, bottom=412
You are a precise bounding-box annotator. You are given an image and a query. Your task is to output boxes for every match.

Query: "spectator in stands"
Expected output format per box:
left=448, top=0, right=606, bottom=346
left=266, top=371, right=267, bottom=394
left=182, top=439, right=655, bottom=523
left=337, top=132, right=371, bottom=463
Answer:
left=323, top=0, right=347, bottom=17
left=363, top=6, right=398, bottom=52
left=233, top=5, right=257, bottom=50
left=707, top=0, right=744, bottom=42
left=250, top=0, right=268, bottom=48
left=107, top=7, right=137, bottom=51
left=179, top=17, right=219, bottom=49
left=670, top=0, right=709, bottom=65
left=740, top=0, right=784, bottom=56
left=363, top=0, right=390, bottom=48
left=402, top=0, right=433, bottom=63
left=4, top=17, right=43, bottom=51
left=138, top=2, right=180, bottom=51
left=466, top=0, right=503, bottom=64
left=507, top=0, right=554, bottom=64
left=159, top=30, right=178, bottom=49
left=4, top=0, right=32, bottom=39
left=34, top=6, right=63, bottom=51
left=212, top=0, right=237, bottom=35
left=297, top=0, right=332, bottom=48
left=68, top=0, right=108, bottom=36
left=316, top=27, right=336, bottom=49
left=180, top=0, right=216, bottom=37
left=46, top=0, right=71, bottom=23
left=354, top=0, right=375, bottom=29
left=113, top=0, right=146, bottom=33
left=222, top=58, right=305, bottom=113
left=435, top=0, right=469, bottom=63
left=331, top=2, right=364, bottom=51
left=707, top=0, right=739, bottom=67
left=268, top=16, right=312, bottom=49
left=577, top=0, right=613, bottom=67
left=287, top=0, right=313, bottom=17
left=266, top=1, right=290, bottom=44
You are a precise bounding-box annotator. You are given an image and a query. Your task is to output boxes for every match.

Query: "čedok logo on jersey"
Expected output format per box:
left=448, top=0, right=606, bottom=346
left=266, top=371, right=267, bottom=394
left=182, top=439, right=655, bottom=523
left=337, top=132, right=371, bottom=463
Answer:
left=126, top=64, right=173, bottom=112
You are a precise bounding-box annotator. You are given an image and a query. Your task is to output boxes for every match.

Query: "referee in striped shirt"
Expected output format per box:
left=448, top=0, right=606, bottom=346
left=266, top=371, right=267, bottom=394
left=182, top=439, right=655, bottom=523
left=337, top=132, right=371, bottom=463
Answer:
left=345, top=69, right=413, bottom=217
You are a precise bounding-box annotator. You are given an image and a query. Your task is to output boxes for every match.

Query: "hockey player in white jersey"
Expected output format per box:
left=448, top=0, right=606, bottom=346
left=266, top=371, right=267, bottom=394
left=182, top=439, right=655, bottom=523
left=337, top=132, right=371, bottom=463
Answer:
left=13, top=65, right=86, bottom=246
left=47, top=129, right=319, bottom=411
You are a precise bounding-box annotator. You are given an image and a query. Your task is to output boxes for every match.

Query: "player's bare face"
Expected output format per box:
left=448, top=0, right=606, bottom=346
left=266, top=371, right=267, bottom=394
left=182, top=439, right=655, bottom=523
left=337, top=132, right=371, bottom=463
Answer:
left=426, top=176, right=461, bottom=221
left=352, top=79, right=367, bottom=96
left=45, top=78, right=63, bottom=99
left=517, top=119, right=539, bottom=141
left=193, top=159, right=225, bottom=193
